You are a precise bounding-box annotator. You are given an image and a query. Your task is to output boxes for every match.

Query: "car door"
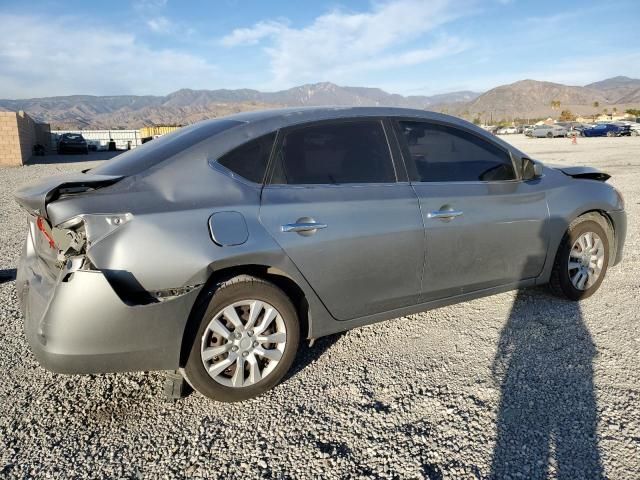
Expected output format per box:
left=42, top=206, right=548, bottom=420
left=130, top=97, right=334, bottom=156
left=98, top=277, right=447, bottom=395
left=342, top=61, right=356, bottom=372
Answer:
left=259, top=119, right=425, bottom=321
left=393, top=119, right=549, bottom=302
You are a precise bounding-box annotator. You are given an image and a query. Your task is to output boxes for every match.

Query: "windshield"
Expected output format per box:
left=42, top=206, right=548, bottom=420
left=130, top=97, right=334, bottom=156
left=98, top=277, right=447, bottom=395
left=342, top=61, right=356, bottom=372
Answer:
left=91, top=118, right=243, bottom=176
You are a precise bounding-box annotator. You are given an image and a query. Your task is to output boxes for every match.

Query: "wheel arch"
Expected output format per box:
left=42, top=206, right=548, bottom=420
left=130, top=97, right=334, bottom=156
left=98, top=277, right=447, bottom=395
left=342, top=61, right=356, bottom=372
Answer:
left=178, top=263, right=311, bottom=367
left=568, top=209, right=616, bottom=264
left=540, top=207, right=616, bottom=286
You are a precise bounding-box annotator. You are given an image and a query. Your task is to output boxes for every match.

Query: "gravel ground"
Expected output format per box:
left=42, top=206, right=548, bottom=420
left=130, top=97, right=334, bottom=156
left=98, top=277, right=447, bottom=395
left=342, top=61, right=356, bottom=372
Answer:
left=0, top=137, right=638, bottom=479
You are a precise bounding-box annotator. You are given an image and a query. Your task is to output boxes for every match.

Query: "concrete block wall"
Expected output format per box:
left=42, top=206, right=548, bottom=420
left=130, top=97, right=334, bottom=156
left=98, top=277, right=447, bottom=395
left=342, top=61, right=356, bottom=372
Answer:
left=0, top=111, right=51, bottom=166
left=0, top=112, right=21, bottom=166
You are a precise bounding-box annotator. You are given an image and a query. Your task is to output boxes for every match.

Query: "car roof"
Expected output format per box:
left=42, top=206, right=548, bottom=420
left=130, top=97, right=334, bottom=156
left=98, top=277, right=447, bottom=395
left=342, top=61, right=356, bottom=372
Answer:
left=208, top=106, right=467, bottom=128
left=196, top=106, right=526, bottom=155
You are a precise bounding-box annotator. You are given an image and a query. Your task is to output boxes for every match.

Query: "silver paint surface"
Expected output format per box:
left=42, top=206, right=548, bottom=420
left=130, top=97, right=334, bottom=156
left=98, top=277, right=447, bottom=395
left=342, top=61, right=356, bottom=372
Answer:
left=13, top=107, right=627, bottom=373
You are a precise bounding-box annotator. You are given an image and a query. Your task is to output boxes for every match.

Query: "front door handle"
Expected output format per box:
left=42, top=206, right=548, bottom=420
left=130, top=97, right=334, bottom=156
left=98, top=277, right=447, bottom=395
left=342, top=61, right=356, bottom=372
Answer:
left=281, top=217, right=327, bottom=236
left=427, top=209, right=464, bottom=220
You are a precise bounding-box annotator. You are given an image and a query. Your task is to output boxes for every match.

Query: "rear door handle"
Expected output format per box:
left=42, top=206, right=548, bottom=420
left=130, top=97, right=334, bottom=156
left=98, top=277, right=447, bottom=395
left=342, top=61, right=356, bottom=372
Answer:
left=281, top=217, right=327, bottom=236
left=427, top=210, right=464, bottom=220
left=281, top=222, right=328, bottom=233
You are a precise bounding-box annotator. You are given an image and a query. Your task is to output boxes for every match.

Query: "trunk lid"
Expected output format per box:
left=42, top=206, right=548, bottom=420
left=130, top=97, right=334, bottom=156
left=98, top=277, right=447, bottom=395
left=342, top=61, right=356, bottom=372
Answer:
left=14, top=173, right=123, bottom=219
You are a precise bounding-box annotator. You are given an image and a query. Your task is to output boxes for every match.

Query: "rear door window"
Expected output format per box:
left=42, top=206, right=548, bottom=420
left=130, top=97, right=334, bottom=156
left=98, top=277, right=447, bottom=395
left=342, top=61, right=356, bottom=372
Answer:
left=217, top=132, right=276, bottom=183
left=270, top=120, right=396, bottom=184
left=396, top=121, right=516, bottom=182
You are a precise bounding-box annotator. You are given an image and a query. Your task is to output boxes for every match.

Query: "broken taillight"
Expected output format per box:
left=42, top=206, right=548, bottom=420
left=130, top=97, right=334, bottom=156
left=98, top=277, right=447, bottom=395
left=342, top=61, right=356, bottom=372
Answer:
left=36, top=216, right=57, bottom=249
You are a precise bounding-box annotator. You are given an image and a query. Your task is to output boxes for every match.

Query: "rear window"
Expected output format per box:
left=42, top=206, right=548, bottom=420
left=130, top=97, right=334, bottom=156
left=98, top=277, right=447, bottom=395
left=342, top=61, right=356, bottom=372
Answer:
left=91, top=119, right=242, bottom=176
left=217, top=132, right=276, bottom=183
left=62, top=133, right=84, bottom=141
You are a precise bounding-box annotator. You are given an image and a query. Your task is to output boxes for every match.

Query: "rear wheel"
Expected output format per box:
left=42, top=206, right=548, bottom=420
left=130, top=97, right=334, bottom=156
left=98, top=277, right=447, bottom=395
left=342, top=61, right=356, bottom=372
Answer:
left=549, top=213, right=611, bottom=300
left=546, top=131, right=553, bottom=138
left=183, top=275, right=300, bottom=402
left=606, top=130, right=616, bottom=137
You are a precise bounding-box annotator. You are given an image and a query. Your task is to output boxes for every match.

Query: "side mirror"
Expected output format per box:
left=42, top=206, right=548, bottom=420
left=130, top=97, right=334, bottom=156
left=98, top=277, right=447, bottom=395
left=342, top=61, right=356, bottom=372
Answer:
left=522, top=157, right=543, bottom=180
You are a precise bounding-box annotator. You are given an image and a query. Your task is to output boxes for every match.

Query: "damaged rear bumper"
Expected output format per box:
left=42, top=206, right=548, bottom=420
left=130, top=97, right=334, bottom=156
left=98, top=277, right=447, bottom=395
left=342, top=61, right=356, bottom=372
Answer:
left=17, top=229, right=202, bottom=374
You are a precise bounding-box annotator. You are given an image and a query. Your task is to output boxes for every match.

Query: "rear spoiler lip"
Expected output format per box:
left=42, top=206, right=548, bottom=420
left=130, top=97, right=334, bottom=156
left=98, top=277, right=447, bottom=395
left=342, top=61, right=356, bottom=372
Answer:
left=551, top=165, right=611, bottom=182
left=14, top=173, right=123, bottom=220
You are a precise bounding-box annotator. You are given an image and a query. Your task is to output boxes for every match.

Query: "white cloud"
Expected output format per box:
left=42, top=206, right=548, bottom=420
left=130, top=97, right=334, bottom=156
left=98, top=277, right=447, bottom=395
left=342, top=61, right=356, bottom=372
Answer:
left=0, top=14, right=218, bottom=98
left=221, top=0, right=470, bottom=87
left=133, top=0, right=168, bottom=11
left=220, top=20, right=287, bottom=47
left=147, top=16, right=172, bottom=33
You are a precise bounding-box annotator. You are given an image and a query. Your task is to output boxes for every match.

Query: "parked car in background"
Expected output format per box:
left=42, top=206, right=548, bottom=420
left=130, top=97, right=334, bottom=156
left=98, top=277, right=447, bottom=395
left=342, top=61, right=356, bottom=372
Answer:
left=523, top=125, right=536, bottom=136
left=530, top=125, right=568, bottom=138
left=481, top=125, right=500, bottom=134
left=582, top=123, right=630, bottom=137
left=497, top=126, right=518, bottom=135
left=57, top=133, right=88, bottom=154
left=612, top=122, right=640, bottom=136
left=14, top=107, right=626, bottom=402
left=86, top=140, right=100, bottom=152
left=563, top=123, right=591, bottom=137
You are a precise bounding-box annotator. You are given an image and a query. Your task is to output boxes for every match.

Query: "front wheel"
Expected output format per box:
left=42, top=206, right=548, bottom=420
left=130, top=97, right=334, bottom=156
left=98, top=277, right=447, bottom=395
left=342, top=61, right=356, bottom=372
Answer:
left=546, top=132, right=553, bottom=138
left=183, top=275, right=300, bottom=402
left=549, top=213, right=611, bottom=301
left=606, top=131, right=616, bottom=137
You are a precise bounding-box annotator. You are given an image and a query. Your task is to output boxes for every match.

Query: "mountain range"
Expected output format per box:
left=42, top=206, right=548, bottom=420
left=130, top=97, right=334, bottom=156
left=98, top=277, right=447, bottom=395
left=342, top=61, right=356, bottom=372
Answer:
left=444, top=76, right=640, bottom=120
left=0, top=76, right=638, bottom=129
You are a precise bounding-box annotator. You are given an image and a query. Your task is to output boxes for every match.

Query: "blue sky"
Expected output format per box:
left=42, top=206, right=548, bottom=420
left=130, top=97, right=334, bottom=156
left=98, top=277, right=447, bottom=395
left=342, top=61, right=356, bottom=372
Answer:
left=0, top=0, right=639, bottom=98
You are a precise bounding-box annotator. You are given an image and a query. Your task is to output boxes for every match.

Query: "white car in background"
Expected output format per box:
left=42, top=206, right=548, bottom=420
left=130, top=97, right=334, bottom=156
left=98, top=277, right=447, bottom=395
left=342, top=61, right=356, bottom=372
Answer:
left=530, top=125, right=568, bottom=138
left=497, top=126, right=518, bottom=134
left=614, top=121, right=640, bottom=136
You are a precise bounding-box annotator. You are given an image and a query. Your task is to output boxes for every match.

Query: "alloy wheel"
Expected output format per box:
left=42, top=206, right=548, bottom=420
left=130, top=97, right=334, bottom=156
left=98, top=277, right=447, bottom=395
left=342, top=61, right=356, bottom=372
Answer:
left=200, top=300, right=287, bottom=387
left=568, top=231, right=605, bottom=290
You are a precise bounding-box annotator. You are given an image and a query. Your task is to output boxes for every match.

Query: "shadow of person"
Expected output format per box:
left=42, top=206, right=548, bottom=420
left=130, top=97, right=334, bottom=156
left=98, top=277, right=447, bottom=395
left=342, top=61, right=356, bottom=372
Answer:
left=490, top=286, right=604, bottom=479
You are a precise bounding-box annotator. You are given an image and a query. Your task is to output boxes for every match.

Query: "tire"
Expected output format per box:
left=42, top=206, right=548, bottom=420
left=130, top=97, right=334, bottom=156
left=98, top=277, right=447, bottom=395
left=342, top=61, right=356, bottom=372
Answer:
left=546, top=132, right=553, bottom=138
left=183, top=275, right=300, bottom=402
left=548, top=213, right=611, bottom=301
left=632, top=130, right=639, bottom=136
left=606, top=131, right=615, bottom=137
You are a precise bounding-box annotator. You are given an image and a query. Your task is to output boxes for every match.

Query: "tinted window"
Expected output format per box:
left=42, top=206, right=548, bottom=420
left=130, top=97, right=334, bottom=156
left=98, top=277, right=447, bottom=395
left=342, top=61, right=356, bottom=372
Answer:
left=62, top=133, right=84, bottom=141
left=217, top=132, right=276, bottom=183
left=270, top=121, right=395, bottom=184
left=91, top=119, right=242, bottom=176
left=398, top=121, right=515, bottom=182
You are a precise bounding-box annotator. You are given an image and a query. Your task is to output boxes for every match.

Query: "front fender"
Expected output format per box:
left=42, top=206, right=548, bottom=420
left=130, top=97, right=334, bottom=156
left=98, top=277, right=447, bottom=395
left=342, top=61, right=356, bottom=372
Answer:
left=537, top=169, right=624, bottom=284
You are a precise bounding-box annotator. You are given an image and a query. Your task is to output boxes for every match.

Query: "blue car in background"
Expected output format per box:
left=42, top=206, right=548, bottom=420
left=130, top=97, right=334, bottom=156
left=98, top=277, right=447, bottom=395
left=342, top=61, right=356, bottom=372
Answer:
left=582, top=123, right=631, bottom=137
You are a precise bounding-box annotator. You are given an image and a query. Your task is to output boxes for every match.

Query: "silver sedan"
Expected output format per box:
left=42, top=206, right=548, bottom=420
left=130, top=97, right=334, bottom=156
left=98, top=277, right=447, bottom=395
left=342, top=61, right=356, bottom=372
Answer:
left=530, top=124, right=568, bottom=138
left=14, top=107, right=626, bottom=402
